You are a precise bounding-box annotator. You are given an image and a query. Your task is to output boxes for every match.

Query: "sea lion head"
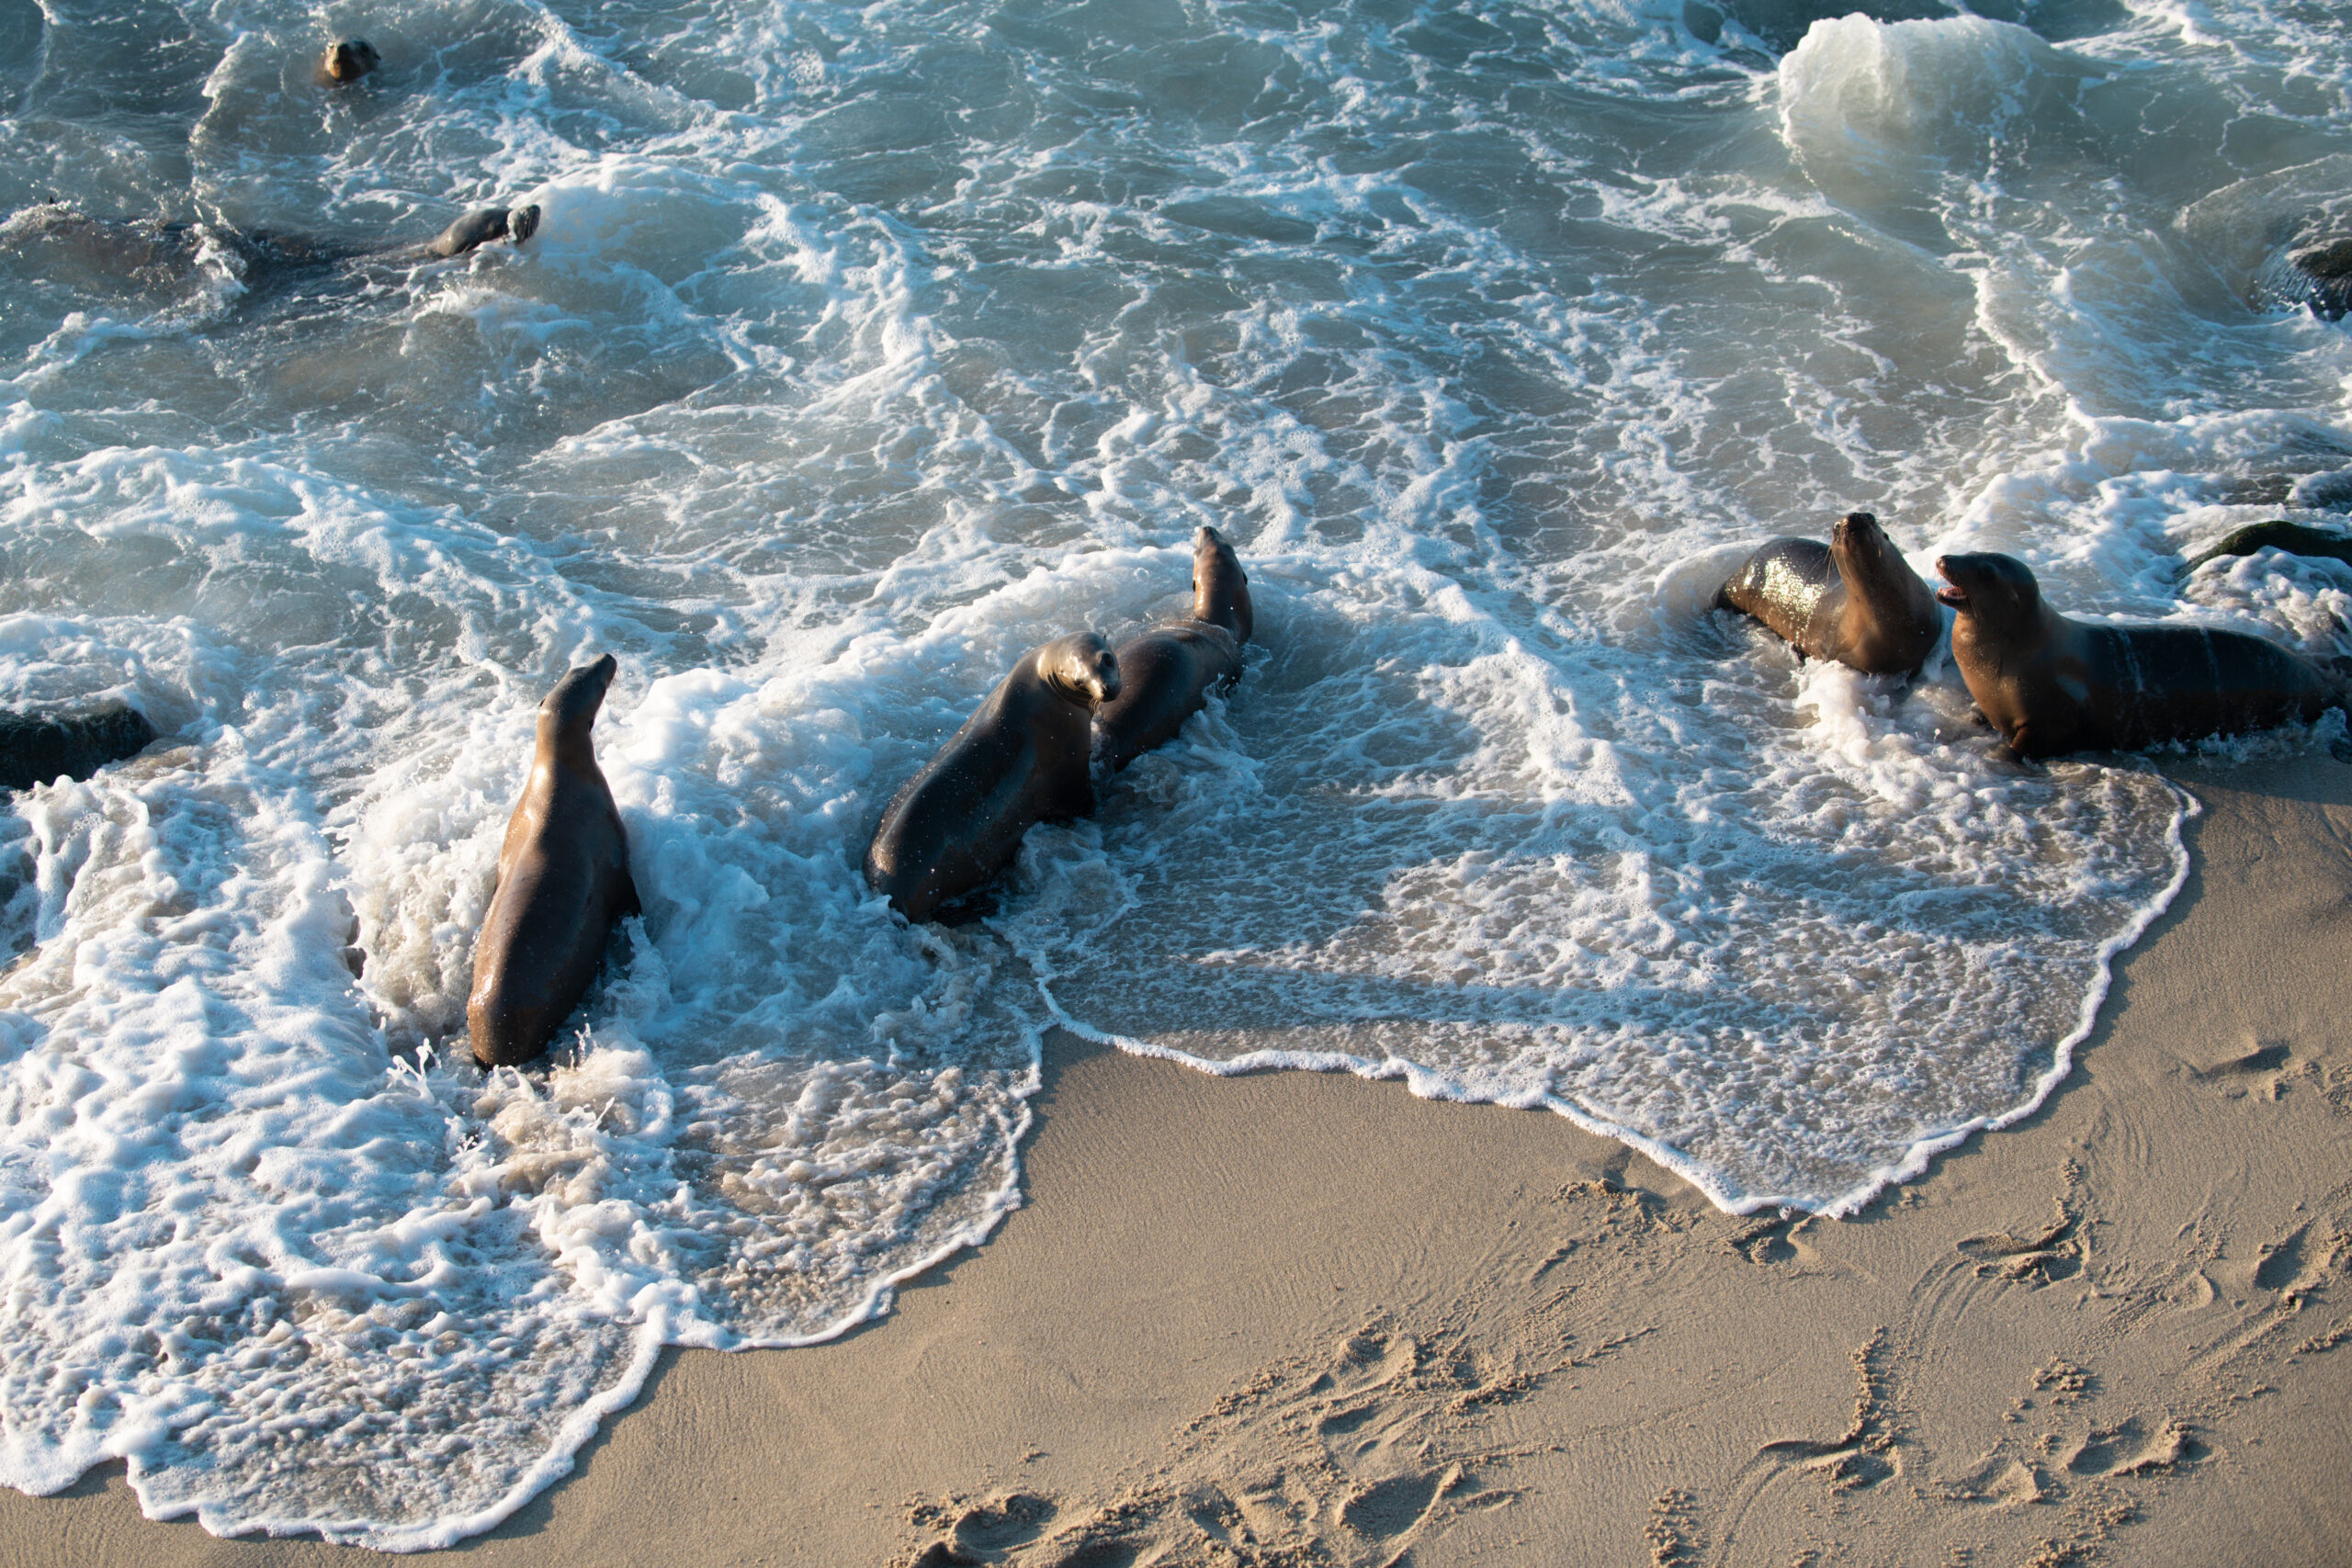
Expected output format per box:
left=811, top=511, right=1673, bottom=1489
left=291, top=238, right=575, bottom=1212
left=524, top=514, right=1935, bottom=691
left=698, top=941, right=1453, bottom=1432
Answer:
left=1829, top=511, right=1905, bottom=588
left=1035, top=632, right=1122, bottom=710
left=539, top=654, right=618, bottom=737
left=1934, top=552, right=2044, bottom=635
left=1192, top=525, right=1252, bottom=643
left=321, top=39, right=380, bottom=85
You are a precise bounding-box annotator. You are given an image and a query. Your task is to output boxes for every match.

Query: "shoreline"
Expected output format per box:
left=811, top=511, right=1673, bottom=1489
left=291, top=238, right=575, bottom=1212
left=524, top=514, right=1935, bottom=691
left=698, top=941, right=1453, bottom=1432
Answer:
left=4, top=751, right=2349, bottom=1566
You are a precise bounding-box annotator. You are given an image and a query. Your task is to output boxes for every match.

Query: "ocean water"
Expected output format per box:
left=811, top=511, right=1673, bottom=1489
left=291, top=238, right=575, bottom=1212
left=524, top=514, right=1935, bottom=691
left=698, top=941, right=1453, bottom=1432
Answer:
left=0, top=0, right=2346, bottom=1546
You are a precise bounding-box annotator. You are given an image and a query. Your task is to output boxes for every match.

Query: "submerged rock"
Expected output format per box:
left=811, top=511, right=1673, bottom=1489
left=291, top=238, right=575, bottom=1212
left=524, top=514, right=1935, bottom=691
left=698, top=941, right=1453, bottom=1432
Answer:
left=2183, top=519, right=2352, bottom=574
left=2259, top=234, right=2352, bottom=321
left=0, top=704, right=157, bottom=791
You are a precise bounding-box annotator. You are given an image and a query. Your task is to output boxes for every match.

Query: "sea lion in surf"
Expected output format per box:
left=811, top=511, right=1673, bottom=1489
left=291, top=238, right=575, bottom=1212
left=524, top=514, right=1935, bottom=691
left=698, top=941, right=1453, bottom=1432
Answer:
left=1715, top=511, right=1943, bottom=675
left=1094, top=525, right=1253, bottom=773
left=0, top=200, right=539, bottom=296
left=864, top=633, right=1122, bottom=923
left=319, top=39, right=380, bottom=85
left=419, top=204, right=538, bottom=259
left=1935, top=551, right=2344, bottom=760
left=467, top=656, right=640, bottom=1067
left=0, top=704, right=157, bottom=792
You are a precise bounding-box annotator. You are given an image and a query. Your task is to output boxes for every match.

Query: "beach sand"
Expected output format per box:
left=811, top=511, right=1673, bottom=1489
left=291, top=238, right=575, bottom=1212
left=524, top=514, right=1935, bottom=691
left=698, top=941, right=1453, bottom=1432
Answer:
left=4, top=750, right=2348, bottom=1567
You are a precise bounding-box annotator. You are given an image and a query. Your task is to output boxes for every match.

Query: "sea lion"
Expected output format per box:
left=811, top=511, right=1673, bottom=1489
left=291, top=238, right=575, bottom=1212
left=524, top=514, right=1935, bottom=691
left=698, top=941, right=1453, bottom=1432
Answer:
left=1094, top=525, right=1253, bottom=773
left=0, top=703, right=156, bottom=791
left=320, top=39, right=380, bottom=85
left=1716, top=511, right=1944, bottom=675
left=467, top=656, right=640, bottom=1067
left=2183, top=519, right=2352, bottom=574
left=421, top=204, right=538, bottom=259
left=865, top=633, right=1122, bottom=923
left=0, top=200, right=538, bottom=298
left=1935, top=551, right=2344, bottom=759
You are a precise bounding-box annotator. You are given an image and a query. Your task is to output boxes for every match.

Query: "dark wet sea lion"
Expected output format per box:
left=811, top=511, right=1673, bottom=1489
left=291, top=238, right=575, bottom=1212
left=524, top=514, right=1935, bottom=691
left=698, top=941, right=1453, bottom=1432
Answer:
left=1716, top=511, right=1944, bottom=675
left=422, top=205, right=538, bottom=259
left=1935, top=552, right=2343, bottom=759
left=467, top=656, right=640, bottom=1067
left=865, top=633, right=1122, bottom=923
left=1094, top=525, right=1253, bottom=773
left=2183, top=519, right=2352, bottom=574
left=320, top=39, right=380, bottom=85
left=0, top=200, right=538, bottom=298
left=0, top=704, right=156, bottom=791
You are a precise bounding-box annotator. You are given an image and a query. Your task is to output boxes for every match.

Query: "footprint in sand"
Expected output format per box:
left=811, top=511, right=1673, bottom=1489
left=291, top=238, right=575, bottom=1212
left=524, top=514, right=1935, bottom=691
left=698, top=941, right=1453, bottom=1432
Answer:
left=2061, top=1416, right=2196, bottom=1479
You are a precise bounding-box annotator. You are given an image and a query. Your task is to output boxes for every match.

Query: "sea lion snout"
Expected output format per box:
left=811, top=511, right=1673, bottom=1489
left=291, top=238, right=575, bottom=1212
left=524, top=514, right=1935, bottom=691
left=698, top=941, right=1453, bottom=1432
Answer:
left=1935, top=553, right=2037, bottom=619
left=1830, top=512, right=1884, bottom=561
left=1933, top=557, right=1968, bottom=608
left=507, top=204, right=541, bottom=245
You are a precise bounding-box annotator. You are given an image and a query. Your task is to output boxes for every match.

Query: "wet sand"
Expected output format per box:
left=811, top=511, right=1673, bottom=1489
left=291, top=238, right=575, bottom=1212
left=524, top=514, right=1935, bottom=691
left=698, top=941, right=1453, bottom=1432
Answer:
left=5, top=753, right=2349, bottom=1567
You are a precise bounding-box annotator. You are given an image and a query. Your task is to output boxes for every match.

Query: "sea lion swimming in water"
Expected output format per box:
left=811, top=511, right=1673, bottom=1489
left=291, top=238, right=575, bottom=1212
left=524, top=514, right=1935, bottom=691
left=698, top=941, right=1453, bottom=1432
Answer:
left=1935, top=551, right=2344, bottom=759
left=865, top=633, right=1122, bottom=923
left=1716, top=511, right=1944, bottom=675
left=320, top=39, right=380, bottom=85
left=467, top=656, right=640, bottom=1067
left=1093, top=525, right=1253, bottom=773
left=0, top=200, right=539, bottom=299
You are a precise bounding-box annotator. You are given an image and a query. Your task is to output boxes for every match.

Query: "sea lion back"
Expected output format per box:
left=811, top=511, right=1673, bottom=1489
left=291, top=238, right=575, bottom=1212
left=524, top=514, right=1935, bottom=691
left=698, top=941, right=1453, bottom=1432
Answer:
left=467, top=656, right=639, bottom=1066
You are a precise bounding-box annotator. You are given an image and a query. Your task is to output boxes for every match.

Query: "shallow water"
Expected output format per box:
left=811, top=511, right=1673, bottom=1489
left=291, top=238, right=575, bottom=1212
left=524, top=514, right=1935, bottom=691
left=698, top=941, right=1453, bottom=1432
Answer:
left=0, top=0, right=2346, bottom=1546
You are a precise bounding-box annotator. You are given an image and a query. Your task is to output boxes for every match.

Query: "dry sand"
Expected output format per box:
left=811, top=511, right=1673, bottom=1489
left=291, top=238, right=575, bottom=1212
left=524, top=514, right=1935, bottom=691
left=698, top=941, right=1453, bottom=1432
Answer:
left=4, top=751, right=2349, bottom=1567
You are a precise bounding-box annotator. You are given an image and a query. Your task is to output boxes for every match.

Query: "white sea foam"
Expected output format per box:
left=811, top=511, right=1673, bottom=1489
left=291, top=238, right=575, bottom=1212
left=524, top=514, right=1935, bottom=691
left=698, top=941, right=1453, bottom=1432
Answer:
left=0, top=0, right=2346, bottom=1546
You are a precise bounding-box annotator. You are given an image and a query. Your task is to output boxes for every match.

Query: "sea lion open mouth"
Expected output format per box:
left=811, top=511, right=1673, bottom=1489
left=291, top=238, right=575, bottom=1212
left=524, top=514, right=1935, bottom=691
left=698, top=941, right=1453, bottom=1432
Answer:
left=1934, top=559, right=1969, bottom=607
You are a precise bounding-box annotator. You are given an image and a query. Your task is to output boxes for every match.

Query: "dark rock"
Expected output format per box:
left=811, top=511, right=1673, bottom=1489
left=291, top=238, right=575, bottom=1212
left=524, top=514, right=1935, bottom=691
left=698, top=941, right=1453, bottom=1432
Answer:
left=2259, top=234, right=2352, bottom=321
left=2183, top=519, right=2352, bottom=574
left=0, top=704, right=157, bottom=791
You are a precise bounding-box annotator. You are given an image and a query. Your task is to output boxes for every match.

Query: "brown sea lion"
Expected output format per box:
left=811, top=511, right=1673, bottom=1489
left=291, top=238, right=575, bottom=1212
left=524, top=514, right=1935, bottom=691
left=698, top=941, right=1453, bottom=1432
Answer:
left=1935, top=552, right=2344, bottom=759
left=320, top=39, right=380, bottom=85
left=467, top=656, right=640, bottom=1066
left=1716, top=511, right=1944, bottom=675
left=865, top=633, right=1122, bottom=923
left=1094, top=525, right=1253, bottom=773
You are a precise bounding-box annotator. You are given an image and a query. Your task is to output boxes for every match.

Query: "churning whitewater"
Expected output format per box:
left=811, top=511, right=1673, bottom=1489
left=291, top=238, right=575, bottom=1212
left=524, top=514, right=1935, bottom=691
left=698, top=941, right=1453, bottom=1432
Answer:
left=1, top=0, right=2348, bottom=1546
